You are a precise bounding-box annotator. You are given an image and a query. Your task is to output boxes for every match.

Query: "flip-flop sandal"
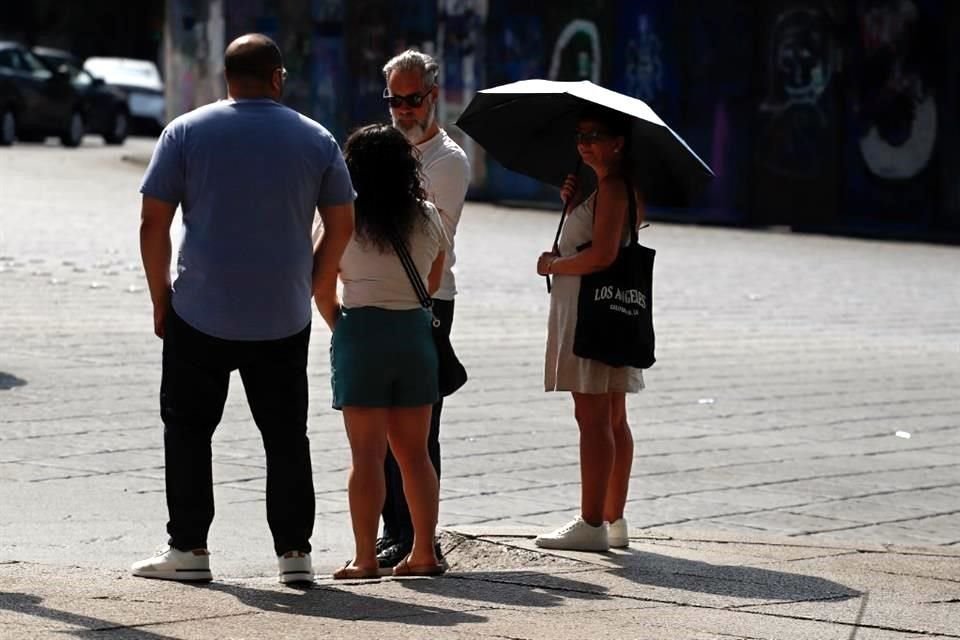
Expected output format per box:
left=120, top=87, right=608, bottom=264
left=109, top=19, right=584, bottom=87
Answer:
left=332, top=561, right=380, bottom=580
left=392, top=555, right=446, bottom=577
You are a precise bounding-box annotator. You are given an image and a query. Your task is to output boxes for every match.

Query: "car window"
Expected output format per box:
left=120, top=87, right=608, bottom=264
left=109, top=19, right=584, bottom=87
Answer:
left=20, top=50, right=53, bottom=79
left=0, top=49, right=22, bottom=71
left=48, top=59, right=94, bottom=88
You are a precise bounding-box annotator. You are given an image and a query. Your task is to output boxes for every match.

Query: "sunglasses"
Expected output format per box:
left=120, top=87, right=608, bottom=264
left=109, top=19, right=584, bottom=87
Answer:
left=575, top=130, right=612, bottom=145
left=382, top=87, right=433, bottom=108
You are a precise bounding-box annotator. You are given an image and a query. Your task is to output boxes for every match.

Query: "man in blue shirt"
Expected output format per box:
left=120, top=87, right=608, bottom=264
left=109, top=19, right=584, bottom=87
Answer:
left=133, top=33, right=354, bottom=584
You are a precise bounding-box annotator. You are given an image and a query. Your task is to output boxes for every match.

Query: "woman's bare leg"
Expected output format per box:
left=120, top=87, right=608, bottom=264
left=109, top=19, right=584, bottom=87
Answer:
left=386, top=405, right=438, bottom=567
left=572, top=392, right=614, bottom=526
left=341, top=407, right=389, bottom=571
left=604, top=392, right=633, bottom=522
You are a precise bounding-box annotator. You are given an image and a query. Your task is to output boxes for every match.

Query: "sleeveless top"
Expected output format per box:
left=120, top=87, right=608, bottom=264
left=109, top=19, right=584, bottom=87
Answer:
left=544, top=191, right=645, bottom=394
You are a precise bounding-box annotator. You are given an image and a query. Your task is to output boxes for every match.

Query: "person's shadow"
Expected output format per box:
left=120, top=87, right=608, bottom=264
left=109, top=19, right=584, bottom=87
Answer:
left=0, top=593, right=175, bottom=639
left=396, top=568, right=610, bottom=608
left=396, top=546, right=859, bottom=609
left=605, top=547, right=861, bottom=602
left=206, top=580, right=487, bottom=627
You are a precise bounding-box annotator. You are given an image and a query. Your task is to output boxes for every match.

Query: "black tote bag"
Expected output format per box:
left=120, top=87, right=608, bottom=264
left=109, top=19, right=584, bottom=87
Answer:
left=571, top=182, right=656, bottom=369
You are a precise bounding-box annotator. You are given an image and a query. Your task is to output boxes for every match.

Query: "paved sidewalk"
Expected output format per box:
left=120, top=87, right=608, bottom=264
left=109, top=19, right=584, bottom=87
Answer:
left=2, top=138, right=959, bottom=638
left=2, top=529, right=958, bottom=639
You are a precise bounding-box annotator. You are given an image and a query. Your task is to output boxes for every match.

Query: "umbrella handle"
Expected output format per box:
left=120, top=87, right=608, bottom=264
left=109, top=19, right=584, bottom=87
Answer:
left=546, top=159, right=582, bottom=293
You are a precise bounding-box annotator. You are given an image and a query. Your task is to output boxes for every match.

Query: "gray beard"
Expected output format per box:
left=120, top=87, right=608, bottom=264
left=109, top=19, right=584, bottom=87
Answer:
left=393, top=107, right=436, bottom=145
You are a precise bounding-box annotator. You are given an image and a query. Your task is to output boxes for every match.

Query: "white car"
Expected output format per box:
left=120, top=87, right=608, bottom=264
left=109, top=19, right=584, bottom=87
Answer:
left=83, top=57, right=164, bottom=133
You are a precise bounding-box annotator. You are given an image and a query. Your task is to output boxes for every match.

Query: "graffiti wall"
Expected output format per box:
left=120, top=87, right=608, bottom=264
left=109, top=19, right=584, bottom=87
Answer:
left=482, top=0, right=615, bottom=201
left=676, top=0, right=756, bottom=223
left=840, top=0, right=943, bottom=232
left=753, top=1, right=844, bottom=226
left=343, top=0, right=437, bottom=130
left=160, top=0, right=959, bottom=241
left=438, top=0, right=487, bottom=191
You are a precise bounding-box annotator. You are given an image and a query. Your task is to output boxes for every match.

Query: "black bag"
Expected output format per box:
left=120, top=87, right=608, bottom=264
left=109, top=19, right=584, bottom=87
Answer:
left=391, top=235, right=468, bottom=397
left=433, top=325, right=468, bottom=397
left=571, top=181, right=656, bottom=369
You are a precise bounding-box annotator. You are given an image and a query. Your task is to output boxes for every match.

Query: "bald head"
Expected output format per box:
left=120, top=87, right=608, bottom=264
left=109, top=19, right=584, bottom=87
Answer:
left=225, top=33, right=282, bottom=84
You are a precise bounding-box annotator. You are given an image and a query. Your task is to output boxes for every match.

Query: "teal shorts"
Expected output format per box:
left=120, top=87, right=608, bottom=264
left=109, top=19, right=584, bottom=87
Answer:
left=330, top=306, right=439, bottom=409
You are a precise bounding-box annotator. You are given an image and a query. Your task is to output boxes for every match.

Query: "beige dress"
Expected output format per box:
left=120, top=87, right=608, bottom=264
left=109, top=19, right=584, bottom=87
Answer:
left=544, top=192, right=645, bottom=394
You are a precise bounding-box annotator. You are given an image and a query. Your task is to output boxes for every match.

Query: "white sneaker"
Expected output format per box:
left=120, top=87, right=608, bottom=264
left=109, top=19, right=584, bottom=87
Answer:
left=131, top=546, right=212, bottom=581
left=607, top=518, right=629, bottom=548
left=278, top=550, right=313, bottom=584
left=535, top=517, right=609, bottom=552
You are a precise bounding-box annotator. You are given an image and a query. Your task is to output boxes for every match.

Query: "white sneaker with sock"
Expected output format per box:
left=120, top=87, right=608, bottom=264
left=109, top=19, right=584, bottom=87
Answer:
left=278, top=550, right=313, bottom=584
left=131, top=546, right=212, bottom=581
left=535, top=517, right=609, bottom=552
left=607, top=518, right=629, bottom=548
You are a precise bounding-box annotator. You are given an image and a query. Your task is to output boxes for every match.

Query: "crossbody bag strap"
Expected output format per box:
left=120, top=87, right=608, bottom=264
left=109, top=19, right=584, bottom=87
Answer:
left=389, top=234, right=441, bottom=328
left=624, top=177, right=639, bottom=246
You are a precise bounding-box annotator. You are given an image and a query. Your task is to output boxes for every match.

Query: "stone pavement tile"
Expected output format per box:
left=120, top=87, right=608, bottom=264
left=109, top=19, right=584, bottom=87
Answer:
left=439, top=493, right=576, bottom=522
left=0, top=461, right=99, bottom=482
left=624, top=606, right=939, bottom=640
left=625, top=537, right=867, bottom=565
left=628, top=495, right=754, bottom=528
left=711, top=510, right=864, bottom=537
left=442, top=493, right=575, bottom=523
left=439, top=473, right=557, bottom=498
left=900, top=512, right=960, bottom=538
left=17, top=451, right=161, bottom=476
left=689, top=488, right=826, bottom=512
left=802, top=524, right=955, bottom=547
left=786, top=497, right=944, bottom=523
left=738, top=558, right=960, bottom=636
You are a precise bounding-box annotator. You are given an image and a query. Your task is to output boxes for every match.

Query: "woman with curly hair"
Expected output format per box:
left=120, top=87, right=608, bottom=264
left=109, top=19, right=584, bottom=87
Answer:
left=319, top=123, right=449, bottom=578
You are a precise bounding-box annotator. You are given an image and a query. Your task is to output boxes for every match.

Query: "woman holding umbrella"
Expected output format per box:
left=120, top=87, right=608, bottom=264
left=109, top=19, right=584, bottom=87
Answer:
left=534, top=105, right=645, bottom=552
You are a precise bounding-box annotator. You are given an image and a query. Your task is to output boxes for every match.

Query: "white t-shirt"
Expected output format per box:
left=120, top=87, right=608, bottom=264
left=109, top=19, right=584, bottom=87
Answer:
left=339, top=202, right=450, bottom=310
left=417, top=129, right=470, bottom=301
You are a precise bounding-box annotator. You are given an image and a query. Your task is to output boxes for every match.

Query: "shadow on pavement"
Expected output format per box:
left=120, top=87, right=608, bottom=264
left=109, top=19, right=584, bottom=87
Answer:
left=606, top=548, right=861, bottom=602
left=0, top=593, right=174, bottom=639
left=0, top=372, right=26, bottom=390
left=403, top=570, right=609, bottom=607
left=398, top=569, right=609, bottom=607
left=206, top=581, right=488, bottom=627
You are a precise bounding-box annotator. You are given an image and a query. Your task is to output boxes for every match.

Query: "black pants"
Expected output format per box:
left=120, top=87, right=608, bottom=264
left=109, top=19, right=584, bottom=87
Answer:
left=381, top=298, right=453, bottom=543
left=160, top=310, right=315, bottom=556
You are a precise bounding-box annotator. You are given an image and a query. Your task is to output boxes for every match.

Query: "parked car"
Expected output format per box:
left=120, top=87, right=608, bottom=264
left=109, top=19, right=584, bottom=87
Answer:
left=83, top=57, right=165, bottom=134
left=32, top=47, right=129, bottom=145
left=0, top=41, right=85, bottom=146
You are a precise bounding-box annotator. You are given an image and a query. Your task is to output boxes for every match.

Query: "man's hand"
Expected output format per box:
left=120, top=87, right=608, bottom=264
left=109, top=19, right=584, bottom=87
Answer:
left=153, top=292, right=170, bottom=339
left=313, top=201, right=355, bottom=331
left=139, top=196, right=177, bottom=339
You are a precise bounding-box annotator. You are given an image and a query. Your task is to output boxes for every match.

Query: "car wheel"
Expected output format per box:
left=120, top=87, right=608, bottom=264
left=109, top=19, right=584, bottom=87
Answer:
left=0, top=110, right=14, bottom=146
left=60, top=111, right=84, bottom=148
left=103, top=110, right=128, bottom=145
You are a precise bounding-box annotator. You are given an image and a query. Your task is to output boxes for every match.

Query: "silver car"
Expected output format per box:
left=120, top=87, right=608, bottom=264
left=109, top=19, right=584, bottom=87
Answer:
left=83, top=57, right=164, bottom=134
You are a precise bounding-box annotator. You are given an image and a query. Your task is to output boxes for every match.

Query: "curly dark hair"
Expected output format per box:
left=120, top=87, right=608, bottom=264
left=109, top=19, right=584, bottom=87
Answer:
left=343, top=124, right=429, bottom=251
